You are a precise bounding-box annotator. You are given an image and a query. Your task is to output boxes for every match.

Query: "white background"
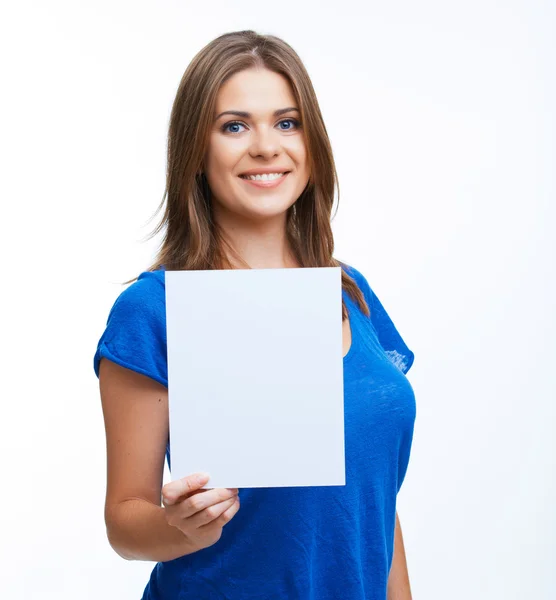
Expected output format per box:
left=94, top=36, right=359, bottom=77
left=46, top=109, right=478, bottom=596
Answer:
left=1, top=1, right=554, bottom=598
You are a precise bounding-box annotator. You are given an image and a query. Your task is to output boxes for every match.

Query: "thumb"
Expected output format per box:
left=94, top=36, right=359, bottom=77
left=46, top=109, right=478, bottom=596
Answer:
left=162, top=472, right=210, bottom=506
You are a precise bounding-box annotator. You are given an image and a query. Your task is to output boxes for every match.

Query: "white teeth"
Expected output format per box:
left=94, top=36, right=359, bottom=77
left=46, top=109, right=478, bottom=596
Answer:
left=240, top=172, right=286, bottom=181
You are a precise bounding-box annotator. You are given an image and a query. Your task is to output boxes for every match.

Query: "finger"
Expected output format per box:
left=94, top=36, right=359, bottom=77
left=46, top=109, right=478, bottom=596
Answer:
left=211, top=496, right=241, bottom=528
left=162, top=472, right=210, bottom=506
left=188, top=496, right=238, bottom=528
left=178, top=488, right=238, bottom=519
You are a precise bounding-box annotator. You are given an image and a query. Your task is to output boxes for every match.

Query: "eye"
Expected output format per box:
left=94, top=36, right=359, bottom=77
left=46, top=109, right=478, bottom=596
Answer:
left=277, top=118, right=300, bottom=131
left=222, top=121, right=247, bottom=134
left=221, top=118, right=300, bottom=134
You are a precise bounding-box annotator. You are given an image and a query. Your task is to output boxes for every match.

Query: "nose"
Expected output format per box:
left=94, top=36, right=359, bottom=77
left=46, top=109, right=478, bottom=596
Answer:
left=248, top=125, right=281, bottom=159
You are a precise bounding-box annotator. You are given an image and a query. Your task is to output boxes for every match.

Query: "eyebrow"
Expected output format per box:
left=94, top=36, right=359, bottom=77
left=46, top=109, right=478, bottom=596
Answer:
left=214, top=107, right=300, bottom=121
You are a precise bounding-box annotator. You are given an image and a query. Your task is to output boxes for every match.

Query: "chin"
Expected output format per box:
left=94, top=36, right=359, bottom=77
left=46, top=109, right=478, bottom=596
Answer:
left=241, top=201, right=294, bottom=221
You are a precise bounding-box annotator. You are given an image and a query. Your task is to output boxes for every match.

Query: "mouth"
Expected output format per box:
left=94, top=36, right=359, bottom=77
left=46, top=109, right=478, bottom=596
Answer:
left=238, top=171, right=291, bottom=189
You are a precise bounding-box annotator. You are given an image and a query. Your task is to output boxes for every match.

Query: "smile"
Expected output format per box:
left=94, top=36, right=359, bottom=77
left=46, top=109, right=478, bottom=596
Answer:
left=238, top=172, right=290, bottom=188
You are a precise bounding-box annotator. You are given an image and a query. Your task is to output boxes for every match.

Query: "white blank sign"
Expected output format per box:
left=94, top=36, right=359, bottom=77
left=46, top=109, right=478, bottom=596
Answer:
left=165, top=267, right=345, bottom=489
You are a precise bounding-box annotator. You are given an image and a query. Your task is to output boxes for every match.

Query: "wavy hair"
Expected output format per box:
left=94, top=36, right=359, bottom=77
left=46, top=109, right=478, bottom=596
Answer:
left=126, top=30, right=369, bottom=321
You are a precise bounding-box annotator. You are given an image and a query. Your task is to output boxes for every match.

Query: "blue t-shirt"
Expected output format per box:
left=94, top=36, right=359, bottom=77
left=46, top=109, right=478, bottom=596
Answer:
left=93, top=264, right=416, bottom=600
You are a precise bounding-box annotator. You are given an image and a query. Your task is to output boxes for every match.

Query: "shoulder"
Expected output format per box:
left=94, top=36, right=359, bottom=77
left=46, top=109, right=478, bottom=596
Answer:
left=94, top=268, right=167, bottom=384
left=340, top=262, right=368, bottom=285
left=101, top=268, right=167, bottom=343
left=341, top=263, right=415, bottom=373
left=120, top=268, right=165, bottom=299
left=109, top=269, right=165, bottom=316
left=340, top=262, right=374, bottom=306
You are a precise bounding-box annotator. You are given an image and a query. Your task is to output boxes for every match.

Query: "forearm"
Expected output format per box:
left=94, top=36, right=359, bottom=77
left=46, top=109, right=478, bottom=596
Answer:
left=106, top=498, right=199, bottom=562
left=387, top=512, right=412, bottom=600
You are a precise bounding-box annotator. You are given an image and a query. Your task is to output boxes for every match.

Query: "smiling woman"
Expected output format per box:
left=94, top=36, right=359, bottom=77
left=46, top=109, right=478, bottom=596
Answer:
left=93, top=29, right=416, bottom=600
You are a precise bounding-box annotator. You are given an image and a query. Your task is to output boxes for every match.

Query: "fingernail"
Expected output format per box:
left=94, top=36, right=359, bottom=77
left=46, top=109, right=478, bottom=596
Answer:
left=196, top=472, right=210, bottom=484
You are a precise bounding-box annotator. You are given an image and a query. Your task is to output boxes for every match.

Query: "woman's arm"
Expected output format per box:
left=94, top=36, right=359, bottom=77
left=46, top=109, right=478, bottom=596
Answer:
left=107, top=497, right=198, bottom=562
left=387, top=511, right=413, bottom=600
left=99, top=358, right=198, bottom=562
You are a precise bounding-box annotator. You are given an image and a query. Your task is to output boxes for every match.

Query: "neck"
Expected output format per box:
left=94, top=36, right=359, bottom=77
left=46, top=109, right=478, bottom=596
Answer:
left=214, top=207, right=299, bottom=270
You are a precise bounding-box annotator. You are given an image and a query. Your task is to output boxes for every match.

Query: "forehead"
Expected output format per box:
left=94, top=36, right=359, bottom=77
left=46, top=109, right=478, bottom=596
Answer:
left=215, top=68, right=296, bottom=113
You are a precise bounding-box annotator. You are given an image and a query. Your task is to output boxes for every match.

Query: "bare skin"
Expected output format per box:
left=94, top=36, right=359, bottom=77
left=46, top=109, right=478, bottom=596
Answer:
left=100, top=360, right=239, bottom=561
left=204, top=67, right=311, bottom=270
left=387, top=512, right=413, bottom=600
left=342, top=316, right=352, bottom=357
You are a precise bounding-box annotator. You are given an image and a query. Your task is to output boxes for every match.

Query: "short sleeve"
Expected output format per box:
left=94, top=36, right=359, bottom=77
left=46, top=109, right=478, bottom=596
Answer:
left=93, top=270, right=168, bottom=387
left=346, top=264, right=415, bottom=374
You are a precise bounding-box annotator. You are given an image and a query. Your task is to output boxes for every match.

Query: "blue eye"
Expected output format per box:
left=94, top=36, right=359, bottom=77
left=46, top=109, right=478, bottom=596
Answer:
left=277, top=118, right=299, bottom=131
left=221, top=118, right=300, bottom=134
left=223, top=121, right=246, bottom=134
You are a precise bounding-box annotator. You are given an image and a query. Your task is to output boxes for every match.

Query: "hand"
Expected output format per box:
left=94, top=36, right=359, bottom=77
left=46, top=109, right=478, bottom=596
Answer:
left=162, top=472, right=240, bottom=550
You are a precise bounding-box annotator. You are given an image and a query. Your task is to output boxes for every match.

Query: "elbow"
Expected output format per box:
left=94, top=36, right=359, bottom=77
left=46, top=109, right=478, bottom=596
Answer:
left=106, top=523, right=137, bottom=561
left=105, top=508, right=137, bottom=561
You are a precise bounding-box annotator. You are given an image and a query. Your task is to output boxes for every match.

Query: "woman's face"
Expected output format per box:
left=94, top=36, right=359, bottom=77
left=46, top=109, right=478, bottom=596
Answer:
left=204, top=67, right=310, bottom=223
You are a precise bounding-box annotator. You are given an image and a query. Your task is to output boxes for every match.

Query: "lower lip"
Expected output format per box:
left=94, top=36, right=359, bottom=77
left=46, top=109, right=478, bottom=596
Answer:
left=238, top=172, right=290, bottom=188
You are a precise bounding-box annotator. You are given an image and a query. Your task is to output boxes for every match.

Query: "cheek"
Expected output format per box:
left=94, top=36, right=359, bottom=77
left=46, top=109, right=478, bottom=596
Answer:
left=287, top=139, right=308, bottom=167
left=206, top=136, right=242, bottom=170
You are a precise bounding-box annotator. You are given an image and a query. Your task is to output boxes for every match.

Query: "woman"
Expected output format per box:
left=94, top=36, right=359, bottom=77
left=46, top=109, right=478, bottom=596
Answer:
left=94, top=30, right=416, bottom=600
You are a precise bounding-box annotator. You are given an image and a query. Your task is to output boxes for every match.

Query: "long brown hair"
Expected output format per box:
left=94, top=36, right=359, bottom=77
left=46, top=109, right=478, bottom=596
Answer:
left=126, top=29, right=369, bottom=321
